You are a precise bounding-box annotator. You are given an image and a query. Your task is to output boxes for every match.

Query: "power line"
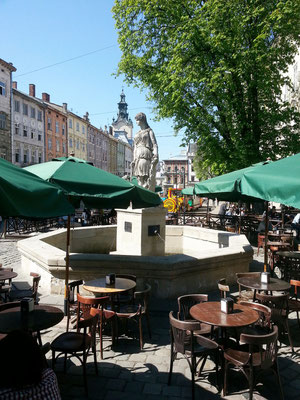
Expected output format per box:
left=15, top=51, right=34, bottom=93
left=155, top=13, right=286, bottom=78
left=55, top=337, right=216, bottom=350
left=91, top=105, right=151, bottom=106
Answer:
left=89, top=106, right=151, bottom=116
left=14, top=45, right=117, bottom=78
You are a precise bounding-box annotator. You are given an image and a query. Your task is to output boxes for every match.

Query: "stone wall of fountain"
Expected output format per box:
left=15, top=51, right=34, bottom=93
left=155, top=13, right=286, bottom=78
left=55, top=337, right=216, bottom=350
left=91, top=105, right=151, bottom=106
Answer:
left=17, top=218, right=252, bottom=299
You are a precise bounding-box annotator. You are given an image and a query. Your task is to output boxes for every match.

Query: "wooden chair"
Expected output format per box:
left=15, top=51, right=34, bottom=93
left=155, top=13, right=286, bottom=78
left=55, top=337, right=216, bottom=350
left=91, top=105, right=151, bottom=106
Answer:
left=9, top=272, right=41, bottom=304
left=76, top=293, right=115, bottom=359
left=177, top=294, right=213, bottom=336
left=288, top=279, right=300, bottom=328
left=168, top=311, right=219, bottom=400
left=217, top=278, right=240, bottom=302
left=236, top=272, right=261, bottom=302
left=114, top=274, right=137, bottom=308
left=257, top=233, right=265, bottom=255
left=0, top=267, right=14, bottom=302
left=66, top=279, right=83, bottom=331
left=256, top=292, right=293, bottom=352
left=239, top=301, right=272, bottom=335
left=115, top=283, right=151, bottom=349
left=51, top=312, right=98, bottom=396
left=223, top=326, right=283, bottom=400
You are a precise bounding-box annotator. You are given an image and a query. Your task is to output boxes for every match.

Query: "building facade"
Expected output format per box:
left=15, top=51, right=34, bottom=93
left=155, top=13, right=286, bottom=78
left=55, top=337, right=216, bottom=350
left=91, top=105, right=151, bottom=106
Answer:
left=0, top=58, right=16, bottom=161
left=87, top=114, right=110, bottom=170
left=12, top=83, right=45, bottom=166
left=108, top=128, right=118, bottom=175
left=186, top=143, right=199, bottom=186
left=67, top=111, right=88, bottom=160
left=163, top=151, right=188, bottom=192
left=43, top=94, right=68, bottom=161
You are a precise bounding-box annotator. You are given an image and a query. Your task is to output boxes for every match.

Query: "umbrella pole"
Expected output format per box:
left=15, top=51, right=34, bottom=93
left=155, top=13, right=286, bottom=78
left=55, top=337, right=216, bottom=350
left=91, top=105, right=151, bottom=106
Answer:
left=264, top=202, right=269, bottom=272
left=64, top=215, right=71, bottom=316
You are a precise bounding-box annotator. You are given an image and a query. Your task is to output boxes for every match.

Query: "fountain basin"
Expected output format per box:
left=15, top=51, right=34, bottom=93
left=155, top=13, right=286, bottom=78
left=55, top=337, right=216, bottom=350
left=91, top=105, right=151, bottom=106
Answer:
left=17, top=225, right=252, bottom=299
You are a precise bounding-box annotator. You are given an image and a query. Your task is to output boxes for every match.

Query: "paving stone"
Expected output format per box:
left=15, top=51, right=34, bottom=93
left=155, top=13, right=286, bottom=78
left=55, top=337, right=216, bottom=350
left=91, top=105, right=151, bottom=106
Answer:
left=143, top=383, right=162, bottom=395
left=129, top=353, right=148, bottom=362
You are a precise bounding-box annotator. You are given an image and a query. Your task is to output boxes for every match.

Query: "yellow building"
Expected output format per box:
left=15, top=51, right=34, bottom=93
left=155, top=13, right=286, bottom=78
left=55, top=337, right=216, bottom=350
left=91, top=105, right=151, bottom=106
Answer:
left=67, top=111, right=88, bottom=160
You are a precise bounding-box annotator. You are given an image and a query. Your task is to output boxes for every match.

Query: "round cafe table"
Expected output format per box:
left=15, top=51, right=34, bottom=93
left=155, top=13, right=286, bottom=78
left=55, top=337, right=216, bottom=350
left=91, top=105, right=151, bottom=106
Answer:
left=83, top=277, right=136, bottom=296
left=0, top=304, right=64, bottom=334
left=0, top=269, right=18, bottom=281
left=237, top=276, right=291, bottom=293
left=190, top=302, right=259, bottom=328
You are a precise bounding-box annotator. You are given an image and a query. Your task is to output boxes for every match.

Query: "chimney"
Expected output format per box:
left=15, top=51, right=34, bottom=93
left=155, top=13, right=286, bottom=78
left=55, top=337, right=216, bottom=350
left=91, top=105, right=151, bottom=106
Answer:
left=42, top=93, right=50, bottom=102
left=62, top=103, right=68, bottom=113
left=29, top=84, right=36, bottom=97
left=83, top=111, right=89, bottom=122
left=12, top=81, right=17, bottom=89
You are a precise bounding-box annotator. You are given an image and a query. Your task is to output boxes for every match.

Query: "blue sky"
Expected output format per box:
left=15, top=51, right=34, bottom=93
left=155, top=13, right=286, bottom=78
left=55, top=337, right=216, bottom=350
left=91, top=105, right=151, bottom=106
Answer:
left=1, top=0, right=186, bottom=160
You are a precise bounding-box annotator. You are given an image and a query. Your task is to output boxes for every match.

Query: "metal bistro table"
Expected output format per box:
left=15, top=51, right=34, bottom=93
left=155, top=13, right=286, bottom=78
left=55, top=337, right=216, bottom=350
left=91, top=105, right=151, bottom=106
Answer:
left=0, top=304, right=64, bottom=334
left=190, top=302, right=259, bottom=330
left=237, top=275, right=291, bottom=298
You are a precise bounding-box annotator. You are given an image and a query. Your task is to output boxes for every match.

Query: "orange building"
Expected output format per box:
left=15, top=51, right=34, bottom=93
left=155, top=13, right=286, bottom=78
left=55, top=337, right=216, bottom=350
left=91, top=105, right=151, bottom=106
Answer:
left=42, top=93, right=68, bottom=161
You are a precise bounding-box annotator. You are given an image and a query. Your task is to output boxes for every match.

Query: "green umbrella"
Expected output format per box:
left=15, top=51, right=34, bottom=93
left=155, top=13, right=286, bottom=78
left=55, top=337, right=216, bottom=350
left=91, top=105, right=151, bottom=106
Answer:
left=25, top=157, right=161, bottom=209
left=182, top=186, right=195, bottom=196
left=0, top=157, right=74, bottom=218
left=241, top=153, right=300, bottom=209
left=194, top=161, right=270, bottom=201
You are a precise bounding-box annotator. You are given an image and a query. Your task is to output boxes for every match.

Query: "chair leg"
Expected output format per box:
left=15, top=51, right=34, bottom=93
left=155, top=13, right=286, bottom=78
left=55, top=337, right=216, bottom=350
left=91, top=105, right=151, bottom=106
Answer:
left=285, top=319, right=294, bottom=352
left=223, top=360, right=229, bottom=397
left=249, top=365, right=254, bottom=400
left=64, top=353, right=67, bottom=373
left=93, top=345, right=98, bottom=375
left=191, top=356, right=196, bottom=400
left=139, top=316, right=143, bottom=349
left=297, top=311, right=300, bottom=329
left=83, top=351, right=88, bottom=396
left=274, top=361, right=284, bottom=400
left=52, top=350, right=56, bottom=370
left=168, top=345, right=175, bottom=385
left=99, top=323, right=103, bottom=360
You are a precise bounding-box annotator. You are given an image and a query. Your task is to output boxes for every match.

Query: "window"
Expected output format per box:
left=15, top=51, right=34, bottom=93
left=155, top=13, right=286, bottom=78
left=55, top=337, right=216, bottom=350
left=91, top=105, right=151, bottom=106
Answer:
left=0, top=81, right=6, bottom=96
left=76, top=122, right=79, bottom=131
left=47, top=117, right=52, bottom=130
left=82, top=144, right=85, bottom=151
left=30, top=107, right=36, bottom=118
left=15, top=125, right=19, bottom=135
left=23, top=128, right=27, bottom=137
left=31, top=131, right=34, bottom=139
left=14, top=100, right=20, bottom=112
left=23, top=103, right=28, bottom=115
left=38, top=154, right=42, bottom=163
left=31, top=153, right=35, bottom=164
left=38, top=133, right=42, bottom=141
left=37, top=110, right=42, bottom=121
left=55, top=121, right=59, bottom=133
left=82, top=125, right=85, bottom=134
left=56, top=140, right=60, bottom=152
left=0, top=114, right=6, bottom=129
left=62, top=142, right=66, bottom=153
left=62, top=124, right=65, bottom=136
left=48, top=137, right=52, bottom=150
left=76, top=140, right=79, bottom=149
left=24, top=151, right=28, bottom=164
left=191, top=176, right=195, bottom=182
left=69, top=118, right=72, bottom=129
left=15, top=151, right=19, bottom=163
left=69, top=138, right=73, bottom=147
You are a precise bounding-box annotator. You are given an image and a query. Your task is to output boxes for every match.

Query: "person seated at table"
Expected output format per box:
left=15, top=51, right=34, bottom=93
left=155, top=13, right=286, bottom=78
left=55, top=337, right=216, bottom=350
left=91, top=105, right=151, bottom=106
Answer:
left=0, top=330, right=61, bottom=399
left=257, top=215, right=273, bottom=233
left=291, top=213, right=300, bottom=239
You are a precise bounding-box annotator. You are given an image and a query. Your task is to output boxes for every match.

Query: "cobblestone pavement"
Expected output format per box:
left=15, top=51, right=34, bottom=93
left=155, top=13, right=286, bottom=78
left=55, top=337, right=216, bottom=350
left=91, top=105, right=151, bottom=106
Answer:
left=1, top=238, right=300, bottom=400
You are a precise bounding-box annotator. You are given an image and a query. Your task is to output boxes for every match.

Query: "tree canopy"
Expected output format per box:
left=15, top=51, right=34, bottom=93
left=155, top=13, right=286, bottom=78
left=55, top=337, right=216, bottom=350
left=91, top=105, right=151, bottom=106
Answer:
left=113, top=0, right=300, bottom=175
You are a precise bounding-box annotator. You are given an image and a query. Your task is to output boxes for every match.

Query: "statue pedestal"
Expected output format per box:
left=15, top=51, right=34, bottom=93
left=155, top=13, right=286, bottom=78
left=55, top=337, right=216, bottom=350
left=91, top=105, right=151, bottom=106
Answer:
left=115, top=206, right=167, bottom=256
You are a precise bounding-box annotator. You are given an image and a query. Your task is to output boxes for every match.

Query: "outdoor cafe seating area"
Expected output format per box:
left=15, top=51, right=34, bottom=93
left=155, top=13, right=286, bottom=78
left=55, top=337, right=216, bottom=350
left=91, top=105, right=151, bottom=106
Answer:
left=0, top=262, right=299, bottom=399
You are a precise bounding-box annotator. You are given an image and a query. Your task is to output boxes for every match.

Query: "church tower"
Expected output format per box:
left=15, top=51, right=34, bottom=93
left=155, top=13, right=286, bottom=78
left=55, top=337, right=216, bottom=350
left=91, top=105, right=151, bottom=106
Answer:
left=111, top=89, right=133, bottom=140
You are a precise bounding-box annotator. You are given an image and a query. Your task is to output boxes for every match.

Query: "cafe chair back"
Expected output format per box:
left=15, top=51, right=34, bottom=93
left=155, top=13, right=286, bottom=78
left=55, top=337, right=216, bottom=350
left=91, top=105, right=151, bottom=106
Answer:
left=114, top=274, right=137, bottom=307
left=256, top=292, right=293, bottom=352
left=177, top=294, right=212, bottom=337
left=168, top=311, right=219, bottom=400
left=223, top=326, right=284, bottom=400
left=0, top=267, right=14, bottom=302
left=51, top=313, right=98, bottom=396
left=66, top=279, right=83, bottom=331
left=288, top=279, right=300, bottom=328
left=239, top=301, right=272, bottom=335
left=9, top=272, right=41, bottom=304
left=115, top=283, right=151, bottom=349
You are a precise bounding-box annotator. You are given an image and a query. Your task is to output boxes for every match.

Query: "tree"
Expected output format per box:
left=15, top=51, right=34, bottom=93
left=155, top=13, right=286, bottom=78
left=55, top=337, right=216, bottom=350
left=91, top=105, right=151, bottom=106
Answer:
left=113, top=0, right=300, bottom=175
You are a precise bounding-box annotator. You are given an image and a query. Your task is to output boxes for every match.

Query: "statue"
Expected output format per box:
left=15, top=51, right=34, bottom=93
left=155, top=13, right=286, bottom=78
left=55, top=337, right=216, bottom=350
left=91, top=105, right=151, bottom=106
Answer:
left=131, top=112, right=158, bottom=192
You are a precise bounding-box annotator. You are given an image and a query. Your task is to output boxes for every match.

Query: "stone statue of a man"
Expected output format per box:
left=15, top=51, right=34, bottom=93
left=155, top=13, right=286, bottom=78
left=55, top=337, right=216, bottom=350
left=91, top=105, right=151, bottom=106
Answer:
left=131, top=112, right=158, bottom=192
